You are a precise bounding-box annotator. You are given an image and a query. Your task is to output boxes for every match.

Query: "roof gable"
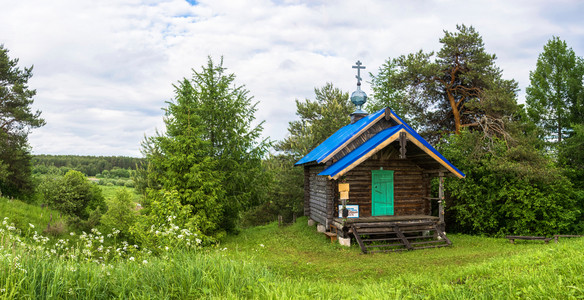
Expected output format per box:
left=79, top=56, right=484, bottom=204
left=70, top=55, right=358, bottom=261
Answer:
left=295, top=107, right=465, bottom=179
left=318, top=125, right=465, bottom=179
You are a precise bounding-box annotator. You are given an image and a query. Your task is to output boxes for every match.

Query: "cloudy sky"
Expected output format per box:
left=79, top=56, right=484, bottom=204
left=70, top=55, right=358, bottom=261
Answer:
left=1, top=0, right=583, bottom=157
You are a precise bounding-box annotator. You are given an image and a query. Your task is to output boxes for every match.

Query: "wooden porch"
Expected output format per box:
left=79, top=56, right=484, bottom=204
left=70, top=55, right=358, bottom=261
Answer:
left=330, top=215, right=450, bottom=253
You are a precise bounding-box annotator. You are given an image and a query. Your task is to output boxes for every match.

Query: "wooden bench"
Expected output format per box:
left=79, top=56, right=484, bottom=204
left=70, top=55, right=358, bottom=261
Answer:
left=506, top=236, right=552, bottom=244
left=324, top=225, right=338, bottom=243
left=553, top=235, right=584, bottom=243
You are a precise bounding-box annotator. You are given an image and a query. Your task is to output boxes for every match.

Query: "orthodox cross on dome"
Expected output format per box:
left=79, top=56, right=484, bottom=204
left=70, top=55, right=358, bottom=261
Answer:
left=352, top=60, right=366, bottom=86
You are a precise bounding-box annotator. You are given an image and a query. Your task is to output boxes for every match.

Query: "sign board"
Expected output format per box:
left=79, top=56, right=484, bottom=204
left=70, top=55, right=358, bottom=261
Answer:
left=338, top=183, right=350, bottom=192
left=340, top=191, right=349, bottom=200
left=338, top=205, right=359, bottom=218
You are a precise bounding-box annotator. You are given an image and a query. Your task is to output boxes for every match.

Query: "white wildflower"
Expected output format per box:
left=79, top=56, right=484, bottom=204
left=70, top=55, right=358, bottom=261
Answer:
left=29, top=223, right=35, bottom=229
left=143, top=260, right=148, bottom=264
left=129, top=257, right=135, bottom=261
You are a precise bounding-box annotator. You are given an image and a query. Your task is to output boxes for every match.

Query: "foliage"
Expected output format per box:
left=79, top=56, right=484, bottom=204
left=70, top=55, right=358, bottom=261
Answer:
left=100, top=189, right=136, bottom=239
left=138, top=57, right=269, bottom=237
left=276, top=83, right=352, bottom=158
left=439, top=130, right=580, bottom=236
left=40, top=170, right=106, bottom=224
left=240, top=154, right=304, bottom=227
left=526, top=36, right=584, bottom=146
left=0, top=45, right=45, bottom=199
left=33, top=155, right=142, bottom=177
left=559, top=123, right=584, bottom=190
left=370, top=25, right=518, bottom=141
left=130, top=190, right=211, bottom=250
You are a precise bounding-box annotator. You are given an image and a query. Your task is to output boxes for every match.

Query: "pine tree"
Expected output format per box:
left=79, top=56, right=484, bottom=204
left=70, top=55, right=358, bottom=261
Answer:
left=0, top=45, right=45, bottom=198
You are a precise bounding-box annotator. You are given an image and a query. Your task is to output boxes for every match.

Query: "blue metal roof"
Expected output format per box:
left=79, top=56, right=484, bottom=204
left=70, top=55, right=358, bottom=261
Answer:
left=318, top=125, right=402, bottom=177
left=318, top=124, right=465, bottom=179
left=295, top=107, right=465, bottom=179
left=295, top=108, right=386, bottom=165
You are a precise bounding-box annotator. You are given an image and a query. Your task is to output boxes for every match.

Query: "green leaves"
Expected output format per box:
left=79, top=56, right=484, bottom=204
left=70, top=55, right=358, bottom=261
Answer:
left=370, top=25, right=518, bottom=141
left=439, top=131, right=580, bottom=236
left=277, top=83, right=352, bottom=158
left=0, top=45, right=45, bottom=198
left=526, top=36, right=584, bottom=146
left=139, top=56, right=269, bottom=239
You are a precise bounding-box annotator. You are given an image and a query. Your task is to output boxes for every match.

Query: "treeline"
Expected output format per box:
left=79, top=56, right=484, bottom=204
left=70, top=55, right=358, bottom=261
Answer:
left=32, top=155, right=143, bottom=176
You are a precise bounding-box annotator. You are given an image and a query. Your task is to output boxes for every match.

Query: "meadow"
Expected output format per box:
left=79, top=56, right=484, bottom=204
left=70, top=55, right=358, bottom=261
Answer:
left=1, top=194, right=584, bottom=299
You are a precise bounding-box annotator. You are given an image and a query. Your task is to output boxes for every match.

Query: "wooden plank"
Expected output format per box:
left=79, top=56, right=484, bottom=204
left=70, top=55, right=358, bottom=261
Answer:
left=351, top=224, right=367, bottom=254
left=392, top=225, right=412, bottom=250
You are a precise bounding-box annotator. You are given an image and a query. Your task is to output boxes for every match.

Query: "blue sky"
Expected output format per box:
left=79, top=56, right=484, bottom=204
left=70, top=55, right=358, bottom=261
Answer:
left=1, top=0, right=583, bottom=157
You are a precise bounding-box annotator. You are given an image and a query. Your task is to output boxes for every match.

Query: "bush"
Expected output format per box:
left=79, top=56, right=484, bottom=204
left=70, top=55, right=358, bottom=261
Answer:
left=124, top=180, right=135, bottom=188
left=41, top=170, right=106, bottom=221
left=101, top=189, right=136, bottom=239
left=130, top=190, right=211, bottom=251
left=439, top=130, right=580, bottom=236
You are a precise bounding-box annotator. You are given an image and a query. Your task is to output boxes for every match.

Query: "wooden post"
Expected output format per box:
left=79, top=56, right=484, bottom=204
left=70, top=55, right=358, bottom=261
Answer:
left=399, top=131, right=407, bottom=159
left=293, top=213, right=296, bottom=224
left=278, top=215, right=282, bottom=226
left=438, top=172, right=445, bottom=230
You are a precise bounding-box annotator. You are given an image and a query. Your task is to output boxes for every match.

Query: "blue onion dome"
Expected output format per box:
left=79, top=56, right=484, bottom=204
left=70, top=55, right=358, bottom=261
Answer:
left=351, top=87, right=367, bottom=110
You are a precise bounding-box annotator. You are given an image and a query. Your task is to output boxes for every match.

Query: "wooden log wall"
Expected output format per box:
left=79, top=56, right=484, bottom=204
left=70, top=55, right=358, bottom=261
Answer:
left=304, top=166, right=310, bottom=216
left=337, top=144, right=429, bottom=218
left=308, top=165, right=329, bottom=225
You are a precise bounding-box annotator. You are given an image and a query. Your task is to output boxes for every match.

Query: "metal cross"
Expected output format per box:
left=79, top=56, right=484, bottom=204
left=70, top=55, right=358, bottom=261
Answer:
left=352, top=60, right=366, bottom=85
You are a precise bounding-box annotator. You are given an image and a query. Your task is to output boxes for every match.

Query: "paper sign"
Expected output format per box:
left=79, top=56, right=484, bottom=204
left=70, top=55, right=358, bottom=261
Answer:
left=338, top=205, right=359, bottom=218
left=338, top=183, right=350, bottom=192
left=340, top=191, right=349, bottom=200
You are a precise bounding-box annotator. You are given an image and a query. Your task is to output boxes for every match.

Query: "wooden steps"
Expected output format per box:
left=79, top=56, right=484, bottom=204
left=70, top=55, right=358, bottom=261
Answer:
left=351, top=221, right=451, bottom=254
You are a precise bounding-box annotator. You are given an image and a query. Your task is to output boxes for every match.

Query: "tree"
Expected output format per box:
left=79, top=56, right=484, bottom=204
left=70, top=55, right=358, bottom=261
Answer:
left=277, top=83, right=352, bottom=158
left=0, top=45, right=45, bottom=198
left=370, top=25, right=518, bottom=141
left=138, top=57, right=269, bottom=238
left=40, top=170, right=106, bottom=222
left=559, top=124, right=584, bottom=189
left=525, top=37, right=584, bottom=146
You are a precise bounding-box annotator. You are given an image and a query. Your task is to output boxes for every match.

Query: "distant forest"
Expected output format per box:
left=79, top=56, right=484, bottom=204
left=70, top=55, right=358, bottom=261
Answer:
left=33, top=155, right=143, bottom=176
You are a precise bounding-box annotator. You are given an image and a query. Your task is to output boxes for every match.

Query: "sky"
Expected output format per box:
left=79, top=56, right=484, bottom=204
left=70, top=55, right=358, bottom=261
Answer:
left=1, top=0, right=583, bottom=157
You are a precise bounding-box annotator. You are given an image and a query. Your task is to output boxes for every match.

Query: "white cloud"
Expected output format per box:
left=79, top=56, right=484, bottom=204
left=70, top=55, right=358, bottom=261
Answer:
left=1, top=0, right=583, bottom=156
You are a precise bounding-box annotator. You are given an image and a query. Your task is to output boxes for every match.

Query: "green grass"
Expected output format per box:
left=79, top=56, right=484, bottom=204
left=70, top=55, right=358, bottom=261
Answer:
left=222, top=219, right=584, bottom=289
left=2, top=203, right=584, bottom=299
left=0, top=197, right=67, bottom=234
left=99, top=185, right=142, bottom=204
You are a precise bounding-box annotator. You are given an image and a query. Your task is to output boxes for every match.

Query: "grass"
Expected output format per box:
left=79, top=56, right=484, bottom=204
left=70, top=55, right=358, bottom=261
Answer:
left=2, top=198, right=584, bottom=299
left=98, top=185, right=142, bottom=204
left=222, top=219, right=584, bottom=289
left=0, top=197, right=67, bottom=234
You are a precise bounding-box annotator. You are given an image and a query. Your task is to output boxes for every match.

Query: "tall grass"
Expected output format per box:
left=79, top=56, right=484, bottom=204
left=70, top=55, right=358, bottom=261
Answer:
left=2, top=203, right=584, bottom=299
left=2, top=239, right=583, bottom=299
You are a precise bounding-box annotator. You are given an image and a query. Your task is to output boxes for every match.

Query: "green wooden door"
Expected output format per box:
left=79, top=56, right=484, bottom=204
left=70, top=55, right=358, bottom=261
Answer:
left=372, top=170, right=394, bottom=216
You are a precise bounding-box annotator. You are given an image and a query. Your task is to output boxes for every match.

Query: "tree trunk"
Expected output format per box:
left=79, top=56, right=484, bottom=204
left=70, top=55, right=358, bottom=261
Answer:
left=447, top=91, right=462, bottom=134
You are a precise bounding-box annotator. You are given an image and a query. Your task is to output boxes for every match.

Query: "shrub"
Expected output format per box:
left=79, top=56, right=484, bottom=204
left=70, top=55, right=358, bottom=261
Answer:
left=130, top=190, right=211, bottom=251
left=41, top=170, right=106, bottom=221
left=101, top=189, right=136, bottom=239
left=124, top=180, right=135, bottom=188
left=440, top=130, right=580, bottom=236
